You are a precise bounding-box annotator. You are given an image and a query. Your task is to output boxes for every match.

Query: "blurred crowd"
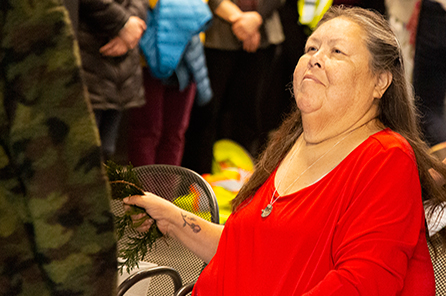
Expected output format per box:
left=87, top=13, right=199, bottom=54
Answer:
left=63, top=0, right=446, bottom=177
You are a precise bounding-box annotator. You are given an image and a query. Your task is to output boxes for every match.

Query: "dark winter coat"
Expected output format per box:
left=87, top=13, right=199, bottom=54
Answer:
left=78, top=0, right=147, bottom=110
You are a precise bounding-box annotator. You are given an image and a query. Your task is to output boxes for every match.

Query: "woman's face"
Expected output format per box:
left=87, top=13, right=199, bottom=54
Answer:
left=293, top=17, right=382, bottom=129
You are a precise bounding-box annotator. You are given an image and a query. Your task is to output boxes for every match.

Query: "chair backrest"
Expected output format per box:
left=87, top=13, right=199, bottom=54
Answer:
left=428, top=141, right=446, bottom=295
left=428, top=232, right=446, bottom=296
left=430, top=141, right=446, bottom=162
left=111, top=164, right=219, bottom=296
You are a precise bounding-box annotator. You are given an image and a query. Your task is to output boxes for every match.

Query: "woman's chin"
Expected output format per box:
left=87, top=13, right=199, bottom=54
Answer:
left=295, top=93, right=324, bottom=114
left=296, top=101, right=323, bottom=115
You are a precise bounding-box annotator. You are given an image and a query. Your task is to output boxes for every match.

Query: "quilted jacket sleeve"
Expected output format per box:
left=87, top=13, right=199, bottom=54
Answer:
left=126, top=0, right=148, bottom=21
left=79, top=0, right=130, bottom=37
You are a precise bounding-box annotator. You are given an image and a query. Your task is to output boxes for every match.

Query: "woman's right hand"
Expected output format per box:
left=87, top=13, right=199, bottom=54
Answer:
left=124, top=192, right=224, bottom=264
left=123, top=193, right=180, bottom=236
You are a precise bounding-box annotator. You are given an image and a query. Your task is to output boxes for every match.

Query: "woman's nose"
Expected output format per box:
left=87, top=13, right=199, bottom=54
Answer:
left=309, top=52, right=323, bottom=69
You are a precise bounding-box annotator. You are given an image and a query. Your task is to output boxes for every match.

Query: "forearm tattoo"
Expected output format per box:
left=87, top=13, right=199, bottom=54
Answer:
left=181, top=213, right=201, bottom=233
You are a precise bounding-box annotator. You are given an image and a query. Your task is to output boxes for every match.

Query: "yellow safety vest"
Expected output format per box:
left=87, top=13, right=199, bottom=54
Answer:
left=297, top=0, right=333, bottom=30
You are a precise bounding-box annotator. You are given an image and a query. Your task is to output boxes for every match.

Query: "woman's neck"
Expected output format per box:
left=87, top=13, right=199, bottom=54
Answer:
left=275, top=116, right=383, bottom=195
left=301, top=110, right=381, bottom=145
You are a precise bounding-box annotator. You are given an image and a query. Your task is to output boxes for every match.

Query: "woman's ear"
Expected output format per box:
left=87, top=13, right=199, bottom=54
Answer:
left=373, top=71, right=393, bottom=99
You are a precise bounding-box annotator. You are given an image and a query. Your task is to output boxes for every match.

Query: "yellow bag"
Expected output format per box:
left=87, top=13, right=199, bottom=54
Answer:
left=202, top=139, right=254, bottom=224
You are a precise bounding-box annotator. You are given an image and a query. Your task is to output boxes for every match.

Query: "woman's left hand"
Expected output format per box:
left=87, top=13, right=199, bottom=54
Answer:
left=99, top=36, right=129, bottom=57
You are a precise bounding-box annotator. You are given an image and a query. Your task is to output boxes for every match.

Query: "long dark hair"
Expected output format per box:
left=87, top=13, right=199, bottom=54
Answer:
left=231, top=6, right=446, bottom=233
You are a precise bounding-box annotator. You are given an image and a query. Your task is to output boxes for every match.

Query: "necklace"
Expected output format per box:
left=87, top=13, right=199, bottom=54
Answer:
left=261, top=121, right=372, bottom=218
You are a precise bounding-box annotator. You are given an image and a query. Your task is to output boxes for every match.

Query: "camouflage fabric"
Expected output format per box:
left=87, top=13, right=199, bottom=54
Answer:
left=0, top=1, right=117, bottom=295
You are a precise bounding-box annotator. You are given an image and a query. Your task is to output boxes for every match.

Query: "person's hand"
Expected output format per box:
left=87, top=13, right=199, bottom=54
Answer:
left=123, top=192, right=178, bottom=235
left=118, top=16, right=147, bottom=49
left=243, top=30, right=260, bottom=52
left=227, top=12, right=243, bottom=25
left=99, top=36, right=129, bottom=57
left=231, top=11, right=262, bottom=41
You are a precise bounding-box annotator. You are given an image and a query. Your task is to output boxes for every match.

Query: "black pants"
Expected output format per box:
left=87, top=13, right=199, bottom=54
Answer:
left=413, top=0, right=446, bottom=146
left=182, top=46, right=276, bottom=174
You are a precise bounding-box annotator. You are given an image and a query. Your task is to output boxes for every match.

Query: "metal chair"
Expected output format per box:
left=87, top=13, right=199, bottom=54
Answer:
left=430, top=141, right=446, bottom=162
left=427, top=141, right=446, bottom=295
left=428, top=232, right=446, bottom=296
left=111, top=164, right=219, bottom=296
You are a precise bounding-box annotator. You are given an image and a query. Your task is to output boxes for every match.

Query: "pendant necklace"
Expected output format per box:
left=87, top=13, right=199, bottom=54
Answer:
left=261, top=121, right=371, bottom=218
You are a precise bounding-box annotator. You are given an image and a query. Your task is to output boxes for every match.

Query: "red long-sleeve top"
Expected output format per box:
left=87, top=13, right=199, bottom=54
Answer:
left=193, top=129, right=435, bottom=295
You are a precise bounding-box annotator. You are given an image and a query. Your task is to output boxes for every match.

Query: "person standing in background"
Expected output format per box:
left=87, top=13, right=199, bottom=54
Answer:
left=385, top=0, right=418, bottom=82
left=63, top=0, right=79, bottom=33
left=182, top=0, right=285, bottom=174
left=412, top=0, right=446, bottom=146
left=127, top=0, right=213, bottom=167
left=77, top=0, right=147, bottom=161
left=0, top=1, right=117, bottom=295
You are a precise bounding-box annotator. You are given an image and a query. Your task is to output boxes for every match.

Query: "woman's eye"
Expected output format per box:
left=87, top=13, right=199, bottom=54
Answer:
left=306, top=46, right=317, bottom=53
left=333, top=48, right=343, bottom=54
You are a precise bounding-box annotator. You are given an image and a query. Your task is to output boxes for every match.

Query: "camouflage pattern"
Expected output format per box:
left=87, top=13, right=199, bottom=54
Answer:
left=0, top=1, right=117, bottom=295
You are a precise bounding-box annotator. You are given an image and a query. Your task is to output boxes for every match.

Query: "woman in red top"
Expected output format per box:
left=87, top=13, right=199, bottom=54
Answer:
left=124, top=6, right=446, bottom=295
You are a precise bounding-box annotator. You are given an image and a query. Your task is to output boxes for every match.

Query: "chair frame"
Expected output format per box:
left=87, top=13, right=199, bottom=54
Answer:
left=118, top=266, right=182, bottom=296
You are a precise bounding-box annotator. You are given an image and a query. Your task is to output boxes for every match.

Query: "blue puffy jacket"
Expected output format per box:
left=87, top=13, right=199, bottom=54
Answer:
left=140, top=0, right=213, bottom=105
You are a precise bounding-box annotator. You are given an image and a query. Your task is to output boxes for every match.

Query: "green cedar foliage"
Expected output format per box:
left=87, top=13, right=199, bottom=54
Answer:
left=105, top=161, right=163, bottom=274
